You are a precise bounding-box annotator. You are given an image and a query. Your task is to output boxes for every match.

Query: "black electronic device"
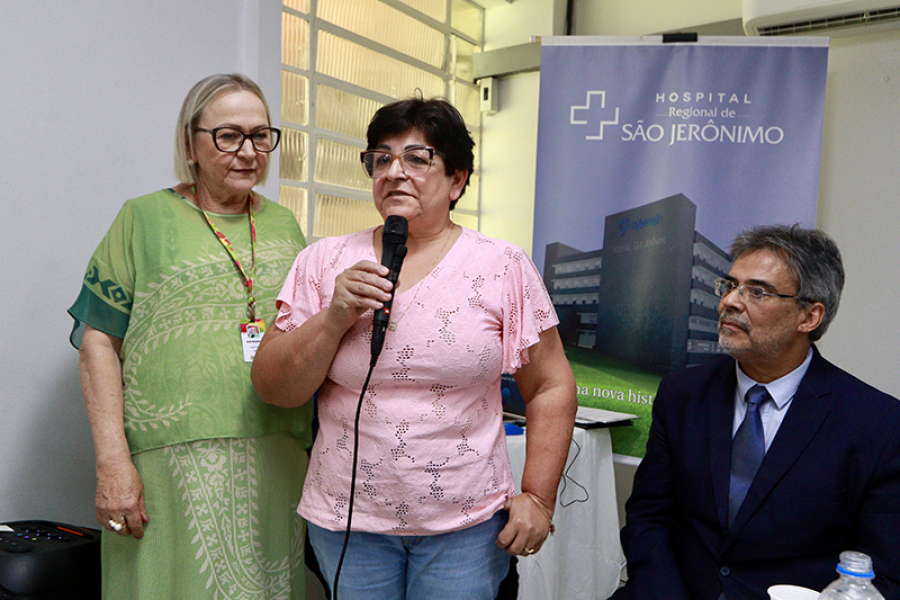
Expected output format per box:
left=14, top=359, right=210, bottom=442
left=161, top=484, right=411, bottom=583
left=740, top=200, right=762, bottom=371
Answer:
left=370, top=214, right=408, bottom=363
left=0, top=520, right=100, bottom=600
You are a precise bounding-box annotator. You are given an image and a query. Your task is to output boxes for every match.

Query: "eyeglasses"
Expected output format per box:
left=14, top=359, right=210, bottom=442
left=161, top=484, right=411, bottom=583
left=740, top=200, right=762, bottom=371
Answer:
left=714, top=278, right=808, bottom=305
left=193, top=126, right=281, bottom=153
left=360, top=146, right=438, bottom=179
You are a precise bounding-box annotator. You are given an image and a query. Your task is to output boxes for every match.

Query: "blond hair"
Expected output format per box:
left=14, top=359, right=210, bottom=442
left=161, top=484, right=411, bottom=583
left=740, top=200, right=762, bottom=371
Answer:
left=173, top=74, right=273, bottom=185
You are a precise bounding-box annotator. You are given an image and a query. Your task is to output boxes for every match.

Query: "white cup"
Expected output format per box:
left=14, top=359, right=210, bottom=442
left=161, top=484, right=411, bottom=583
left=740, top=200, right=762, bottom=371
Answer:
left=767, top=584, right=820, bottom=600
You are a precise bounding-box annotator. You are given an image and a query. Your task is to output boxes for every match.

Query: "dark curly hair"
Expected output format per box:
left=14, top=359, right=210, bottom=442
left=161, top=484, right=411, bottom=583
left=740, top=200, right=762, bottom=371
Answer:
left=365, top=97, right=475, bottom=210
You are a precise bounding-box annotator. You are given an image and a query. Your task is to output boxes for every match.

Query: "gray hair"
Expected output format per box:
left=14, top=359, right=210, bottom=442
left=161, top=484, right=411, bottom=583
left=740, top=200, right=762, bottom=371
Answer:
left=174, top=73, right=273, bottom=185
left=730, top=224, right=844, bottom=341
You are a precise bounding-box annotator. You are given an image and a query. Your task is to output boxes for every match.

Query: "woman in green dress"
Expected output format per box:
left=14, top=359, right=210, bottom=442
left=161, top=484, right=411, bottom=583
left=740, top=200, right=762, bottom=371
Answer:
left=68, top=74, right=312, bottom=599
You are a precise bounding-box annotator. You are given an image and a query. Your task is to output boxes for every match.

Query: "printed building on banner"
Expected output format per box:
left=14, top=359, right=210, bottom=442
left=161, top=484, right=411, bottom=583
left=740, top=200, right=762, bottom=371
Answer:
left=544, top=193, right=731, bottom=374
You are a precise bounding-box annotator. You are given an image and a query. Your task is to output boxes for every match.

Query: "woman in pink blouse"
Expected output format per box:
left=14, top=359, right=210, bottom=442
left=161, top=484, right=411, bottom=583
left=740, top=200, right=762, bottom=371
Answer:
left=252, top=97, right=577, bottom=600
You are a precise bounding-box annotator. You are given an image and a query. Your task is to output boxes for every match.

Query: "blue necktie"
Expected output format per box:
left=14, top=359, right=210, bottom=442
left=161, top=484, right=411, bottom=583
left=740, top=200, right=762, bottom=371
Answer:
left=728, top=384, right=770, bottom=527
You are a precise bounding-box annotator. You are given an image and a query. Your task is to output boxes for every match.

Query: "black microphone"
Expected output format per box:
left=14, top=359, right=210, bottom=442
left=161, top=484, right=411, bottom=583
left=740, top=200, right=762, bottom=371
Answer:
left=371, top=215, right=408, bottom=363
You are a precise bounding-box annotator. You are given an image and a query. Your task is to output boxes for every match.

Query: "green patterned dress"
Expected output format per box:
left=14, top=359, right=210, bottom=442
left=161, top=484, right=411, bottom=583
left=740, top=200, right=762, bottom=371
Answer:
left=68, top=189, right=312, bottom=600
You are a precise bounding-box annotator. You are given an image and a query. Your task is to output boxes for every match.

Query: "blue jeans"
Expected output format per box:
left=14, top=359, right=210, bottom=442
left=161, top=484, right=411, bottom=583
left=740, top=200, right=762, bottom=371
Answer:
left=308, top=511, right=510, bottom=600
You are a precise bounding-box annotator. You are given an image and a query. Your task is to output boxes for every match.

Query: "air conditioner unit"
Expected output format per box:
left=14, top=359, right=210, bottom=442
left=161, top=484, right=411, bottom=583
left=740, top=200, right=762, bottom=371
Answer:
left=743, top=0, right=900, bottom=36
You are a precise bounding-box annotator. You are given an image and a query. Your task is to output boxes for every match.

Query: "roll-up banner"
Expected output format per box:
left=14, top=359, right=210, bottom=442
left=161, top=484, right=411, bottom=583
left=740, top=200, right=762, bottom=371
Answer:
left=533, top=37, right=829, bottom=458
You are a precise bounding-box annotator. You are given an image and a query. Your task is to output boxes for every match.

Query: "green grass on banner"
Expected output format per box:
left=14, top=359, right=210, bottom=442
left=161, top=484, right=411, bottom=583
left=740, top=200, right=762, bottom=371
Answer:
left=564, top=346, right=664, bottom=458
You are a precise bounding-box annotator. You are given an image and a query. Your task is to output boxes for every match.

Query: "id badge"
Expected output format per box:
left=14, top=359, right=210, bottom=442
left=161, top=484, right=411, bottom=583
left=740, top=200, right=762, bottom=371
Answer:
left=240, top=319, right=266, bottom=363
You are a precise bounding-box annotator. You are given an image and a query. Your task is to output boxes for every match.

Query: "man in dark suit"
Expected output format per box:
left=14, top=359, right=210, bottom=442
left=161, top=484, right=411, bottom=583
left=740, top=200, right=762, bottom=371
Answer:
left=613, top=225, right=900, bottom=600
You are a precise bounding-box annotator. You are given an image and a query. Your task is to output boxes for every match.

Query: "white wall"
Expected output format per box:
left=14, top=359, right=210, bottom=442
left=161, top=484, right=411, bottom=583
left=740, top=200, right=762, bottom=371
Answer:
left=574, top=0, right=740, bottom=36
left=479, top=0, right=567, bottom=254
left=815, top=30, right=900, bottom=392
left=0, top=0, right=282, bottom=527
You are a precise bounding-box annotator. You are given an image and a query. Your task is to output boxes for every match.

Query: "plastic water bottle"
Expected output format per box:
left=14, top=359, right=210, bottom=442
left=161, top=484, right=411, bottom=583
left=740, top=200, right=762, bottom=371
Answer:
left=817, top=551, right=885, bottom=600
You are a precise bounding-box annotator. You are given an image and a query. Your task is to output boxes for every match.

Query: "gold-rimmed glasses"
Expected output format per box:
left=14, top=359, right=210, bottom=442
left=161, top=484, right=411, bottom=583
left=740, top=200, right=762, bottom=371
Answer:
left=360, top=146, right=438, bottom=179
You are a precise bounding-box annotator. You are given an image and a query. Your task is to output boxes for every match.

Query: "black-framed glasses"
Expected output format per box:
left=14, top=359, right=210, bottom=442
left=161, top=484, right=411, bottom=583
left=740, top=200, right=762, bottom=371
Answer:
left=714, top=278, right=809, bottom=305
left=193, top=126, right=281, bottom=153
left=360, top=146, right=437, bottom=179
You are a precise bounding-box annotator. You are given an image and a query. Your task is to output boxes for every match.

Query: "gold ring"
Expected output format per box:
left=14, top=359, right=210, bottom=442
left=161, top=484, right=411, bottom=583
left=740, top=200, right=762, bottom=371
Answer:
left=108, top=519, right=125, bottom=532
left=523, top=547, right=536, bottom=556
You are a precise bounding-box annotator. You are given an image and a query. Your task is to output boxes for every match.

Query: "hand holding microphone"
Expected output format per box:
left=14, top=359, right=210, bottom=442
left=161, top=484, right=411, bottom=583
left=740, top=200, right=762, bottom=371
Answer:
left=371, top=215, right=408, bottom=363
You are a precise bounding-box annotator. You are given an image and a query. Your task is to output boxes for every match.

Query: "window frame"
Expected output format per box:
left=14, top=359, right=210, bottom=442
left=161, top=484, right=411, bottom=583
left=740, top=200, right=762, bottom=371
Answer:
left=279, top=0, right=483, bottom=241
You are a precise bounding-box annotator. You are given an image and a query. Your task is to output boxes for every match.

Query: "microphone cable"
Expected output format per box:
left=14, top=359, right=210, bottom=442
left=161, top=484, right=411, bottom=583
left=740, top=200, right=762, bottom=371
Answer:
left=332, top=216, right=407, bottom=600
left=331, top=362, right=375, bottom=600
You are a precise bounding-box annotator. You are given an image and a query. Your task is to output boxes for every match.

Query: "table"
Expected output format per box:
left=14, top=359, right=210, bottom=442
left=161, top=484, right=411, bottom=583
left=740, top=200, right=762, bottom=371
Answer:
left=506, top=426, right=625, bottom=600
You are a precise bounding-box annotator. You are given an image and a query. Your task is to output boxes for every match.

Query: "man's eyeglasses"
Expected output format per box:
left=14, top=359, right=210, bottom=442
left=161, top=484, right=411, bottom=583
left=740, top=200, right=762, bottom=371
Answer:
left=714, top=278, right=809, bottom=305
left=360, top=146, right=438, bottom=179
left=193, top=126, right=281, bottom=153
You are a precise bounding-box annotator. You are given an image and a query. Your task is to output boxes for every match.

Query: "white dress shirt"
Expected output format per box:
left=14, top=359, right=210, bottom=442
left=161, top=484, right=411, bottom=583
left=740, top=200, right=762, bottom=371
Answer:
left=732, top=348, right=814, bottom=452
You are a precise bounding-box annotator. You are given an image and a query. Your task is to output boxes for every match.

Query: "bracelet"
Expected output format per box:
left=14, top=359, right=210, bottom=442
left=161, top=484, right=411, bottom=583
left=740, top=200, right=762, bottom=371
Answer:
left=522, top=492, right=556, bottom=535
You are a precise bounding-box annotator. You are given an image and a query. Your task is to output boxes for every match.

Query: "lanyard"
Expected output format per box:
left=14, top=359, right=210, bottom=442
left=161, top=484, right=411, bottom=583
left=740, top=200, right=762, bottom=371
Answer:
left=193, top=186, right=257, bottom=321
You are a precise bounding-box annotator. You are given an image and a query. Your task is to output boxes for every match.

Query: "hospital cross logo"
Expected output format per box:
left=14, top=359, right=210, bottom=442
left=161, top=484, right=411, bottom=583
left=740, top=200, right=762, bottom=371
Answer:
left=570, top=90, right=620, bottom=141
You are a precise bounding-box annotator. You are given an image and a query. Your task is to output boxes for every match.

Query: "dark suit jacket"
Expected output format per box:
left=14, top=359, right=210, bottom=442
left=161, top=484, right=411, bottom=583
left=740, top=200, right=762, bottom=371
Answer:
left=613, top=347, right=900, bottom=600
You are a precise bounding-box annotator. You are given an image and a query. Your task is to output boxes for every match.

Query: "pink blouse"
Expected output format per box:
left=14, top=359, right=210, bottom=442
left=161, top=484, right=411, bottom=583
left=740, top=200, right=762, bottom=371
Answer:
left=275, top=226, right=558, bottom=535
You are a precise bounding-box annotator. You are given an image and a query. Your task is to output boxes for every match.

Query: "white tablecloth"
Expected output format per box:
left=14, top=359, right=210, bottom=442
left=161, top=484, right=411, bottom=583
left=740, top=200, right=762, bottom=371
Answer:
left=506, top=427, right=625, bottom=600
